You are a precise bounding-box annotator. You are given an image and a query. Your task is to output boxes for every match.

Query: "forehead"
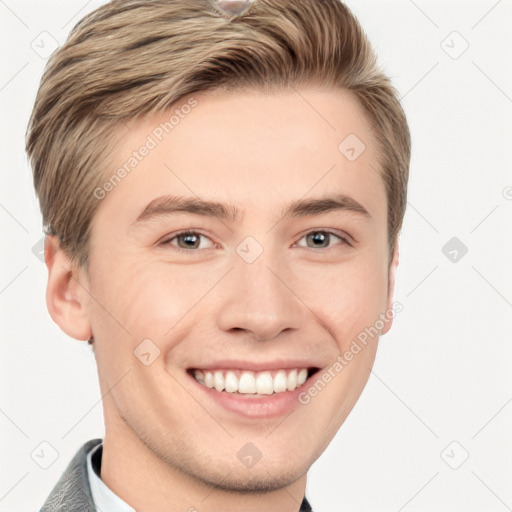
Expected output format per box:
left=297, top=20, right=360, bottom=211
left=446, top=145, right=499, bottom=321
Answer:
left=96, top=87, right=385, bottom=225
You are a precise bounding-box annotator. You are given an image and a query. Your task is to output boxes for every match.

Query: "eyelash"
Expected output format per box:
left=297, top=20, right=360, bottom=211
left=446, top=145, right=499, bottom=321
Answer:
left=159, top=229, right=352, bottom=253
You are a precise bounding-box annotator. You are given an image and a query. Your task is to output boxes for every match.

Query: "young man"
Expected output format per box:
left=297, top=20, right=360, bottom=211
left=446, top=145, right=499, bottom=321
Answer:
left=27, top=0, right=410, bottom=510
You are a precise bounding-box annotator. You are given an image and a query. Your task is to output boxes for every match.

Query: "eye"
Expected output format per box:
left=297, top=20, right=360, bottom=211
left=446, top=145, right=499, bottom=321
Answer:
left=159, top=231, right=215, bottom=251
left=294, top=230, right=352, bottom=250
left=159, top=229, right=352, bottom=253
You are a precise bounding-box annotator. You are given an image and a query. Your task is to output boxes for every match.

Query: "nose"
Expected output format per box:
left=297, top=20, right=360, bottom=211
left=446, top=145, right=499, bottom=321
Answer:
left=215, top=250, right=304, bottom=341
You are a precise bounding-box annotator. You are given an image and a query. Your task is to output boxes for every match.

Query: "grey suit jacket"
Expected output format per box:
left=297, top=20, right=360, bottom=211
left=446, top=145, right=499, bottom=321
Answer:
left=40, top=438, right=313, bottom=511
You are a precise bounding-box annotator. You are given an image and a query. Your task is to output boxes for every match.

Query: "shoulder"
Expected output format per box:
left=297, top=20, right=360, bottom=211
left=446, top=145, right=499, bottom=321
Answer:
left=39, top=438, right=102, bottom=512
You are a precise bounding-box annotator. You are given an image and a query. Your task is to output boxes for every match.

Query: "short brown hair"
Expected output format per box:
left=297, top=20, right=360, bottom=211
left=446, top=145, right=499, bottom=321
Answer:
left=26, top=0, right=410, bottom=272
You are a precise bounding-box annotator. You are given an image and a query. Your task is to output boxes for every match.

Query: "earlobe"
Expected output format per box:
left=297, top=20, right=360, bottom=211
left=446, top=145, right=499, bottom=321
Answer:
left=45, top=235, right=92, bottom=341
left=380, top=242, right=400, bottom=336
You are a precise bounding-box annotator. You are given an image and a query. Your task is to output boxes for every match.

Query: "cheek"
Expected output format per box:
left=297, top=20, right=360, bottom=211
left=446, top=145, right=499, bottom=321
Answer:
left=294, top=253, right=389, bottom=345
left=90, top=259, right=217, bottom=344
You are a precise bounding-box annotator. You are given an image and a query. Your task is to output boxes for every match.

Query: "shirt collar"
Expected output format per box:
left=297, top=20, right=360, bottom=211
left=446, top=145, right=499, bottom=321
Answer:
left=87, top=442, right=136, bottom=512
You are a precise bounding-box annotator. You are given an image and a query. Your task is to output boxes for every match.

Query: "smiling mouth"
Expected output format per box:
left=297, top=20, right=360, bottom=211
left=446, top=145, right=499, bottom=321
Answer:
left=187, top=367, right=320, bottom=395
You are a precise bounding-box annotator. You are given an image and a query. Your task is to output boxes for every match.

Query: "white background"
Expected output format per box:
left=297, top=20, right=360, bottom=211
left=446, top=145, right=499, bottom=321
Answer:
left=1, top=0, right=511, bottom=511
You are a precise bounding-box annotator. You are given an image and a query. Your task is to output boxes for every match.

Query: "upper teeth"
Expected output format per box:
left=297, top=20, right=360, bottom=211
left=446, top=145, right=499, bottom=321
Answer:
left=193, top=368, right=309, bottom=395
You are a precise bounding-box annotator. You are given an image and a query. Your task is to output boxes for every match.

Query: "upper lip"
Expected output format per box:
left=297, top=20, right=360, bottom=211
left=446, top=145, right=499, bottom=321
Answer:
left=188, top=359, right=321, bottom=372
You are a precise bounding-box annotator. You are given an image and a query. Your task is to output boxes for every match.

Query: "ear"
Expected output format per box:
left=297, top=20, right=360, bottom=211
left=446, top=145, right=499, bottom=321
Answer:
left=44, top=234, right=92, bottom=341
left=380, top=241, right=400, bottom=336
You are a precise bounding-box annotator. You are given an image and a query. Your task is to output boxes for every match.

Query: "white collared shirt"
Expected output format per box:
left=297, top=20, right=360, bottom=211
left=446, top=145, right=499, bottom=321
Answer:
left=86, top=442, right=136, bottom=512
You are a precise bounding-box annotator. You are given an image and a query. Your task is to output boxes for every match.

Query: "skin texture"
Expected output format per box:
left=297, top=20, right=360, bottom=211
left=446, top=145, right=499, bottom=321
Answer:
left=45, top=86, right=399, bottom=512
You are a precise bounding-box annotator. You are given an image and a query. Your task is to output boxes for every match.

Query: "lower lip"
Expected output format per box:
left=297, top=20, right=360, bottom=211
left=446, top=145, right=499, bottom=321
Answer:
left=187, top=371, right=316, bottom=419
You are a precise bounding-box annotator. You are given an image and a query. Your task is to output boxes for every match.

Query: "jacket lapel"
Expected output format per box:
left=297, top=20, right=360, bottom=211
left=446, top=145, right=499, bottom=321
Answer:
left=40, top=438, right=102, bottom=512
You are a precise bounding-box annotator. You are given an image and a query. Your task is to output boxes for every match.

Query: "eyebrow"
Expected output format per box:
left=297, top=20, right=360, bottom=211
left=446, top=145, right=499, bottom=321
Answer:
left=131, top=193, right=371, bottom=227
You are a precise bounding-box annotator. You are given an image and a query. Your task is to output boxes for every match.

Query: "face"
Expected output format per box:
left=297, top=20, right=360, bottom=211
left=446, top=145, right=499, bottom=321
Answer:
left=66, top=87, right=398, bottom=491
